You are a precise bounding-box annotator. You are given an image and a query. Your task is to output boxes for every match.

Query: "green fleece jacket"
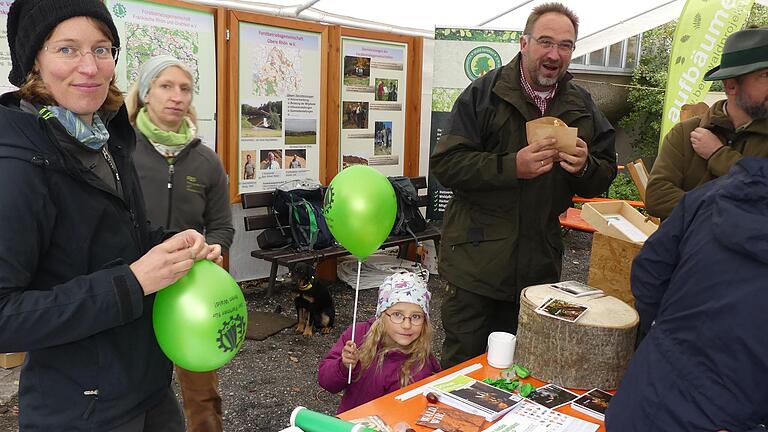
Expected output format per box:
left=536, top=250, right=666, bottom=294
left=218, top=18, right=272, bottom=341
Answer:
left=430, top=55, right=617, bottom=301
left=133, top=131, right=234, bottom=251
left=646, top=100, right=768, bottom=219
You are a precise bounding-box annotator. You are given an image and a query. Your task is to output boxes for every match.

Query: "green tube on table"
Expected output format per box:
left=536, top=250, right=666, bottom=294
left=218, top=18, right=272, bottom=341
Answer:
left=290, top=407, right=374, bottom=432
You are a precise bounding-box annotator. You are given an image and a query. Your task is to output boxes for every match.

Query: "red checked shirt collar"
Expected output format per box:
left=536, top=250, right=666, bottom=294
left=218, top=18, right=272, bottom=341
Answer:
left=519, top=61, right=557, bottom=115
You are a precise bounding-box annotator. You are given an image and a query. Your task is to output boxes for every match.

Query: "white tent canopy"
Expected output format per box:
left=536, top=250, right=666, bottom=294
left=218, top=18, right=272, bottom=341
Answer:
left=185, top=0, right=766, bottom=55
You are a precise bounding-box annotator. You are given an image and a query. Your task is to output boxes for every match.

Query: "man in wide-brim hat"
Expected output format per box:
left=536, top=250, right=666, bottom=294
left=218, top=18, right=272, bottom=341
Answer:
left=645, top=27, right=768, bottom=220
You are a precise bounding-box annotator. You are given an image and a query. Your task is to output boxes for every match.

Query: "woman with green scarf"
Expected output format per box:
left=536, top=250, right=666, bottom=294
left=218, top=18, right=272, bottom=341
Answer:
left=126, top=55, right=233, bottom=432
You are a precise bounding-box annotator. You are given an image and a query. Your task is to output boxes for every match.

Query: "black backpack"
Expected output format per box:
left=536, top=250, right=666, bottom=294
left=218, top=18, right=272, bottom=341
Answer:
left=273, top=180, right=335, bottom=250
left=388, top=176, right=428, bottom=238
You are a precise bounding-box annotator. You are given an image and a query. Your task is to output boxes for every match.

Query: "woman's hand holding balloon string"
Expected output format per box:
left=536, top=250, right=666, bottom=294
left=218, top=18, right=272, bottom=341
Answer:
left=130, top=229, right=218, bottom=295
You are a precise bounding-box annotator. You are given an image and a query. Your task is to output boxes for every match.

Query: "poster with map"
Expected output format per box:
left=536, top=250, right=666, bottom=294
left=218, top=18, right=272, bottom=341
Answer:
left=106, top=0, right=217, bottom=151
left=0, top=1, right=15, bottom=94
left=339, top=37, right=407, bottom=177
left=237, top=22, right=322, bottom=193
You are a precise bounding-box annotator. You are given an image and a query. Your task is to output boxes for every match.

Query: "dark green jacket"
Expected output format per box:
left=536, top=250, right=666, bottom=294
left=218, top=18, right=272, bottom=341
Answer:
left=646, top=100, right=768, bottom=219
left=430, top=55, right=616, bottom=301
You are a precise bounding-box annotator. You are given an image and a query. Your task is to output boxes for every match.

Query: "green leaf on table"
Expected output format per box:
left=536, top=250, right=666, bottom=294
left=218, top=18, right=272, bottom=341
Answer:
left=512, top=364, right=530, bottom=379
left=482, top=378, right=520, bottom=393
left=519, top=383, right=536, bottom=398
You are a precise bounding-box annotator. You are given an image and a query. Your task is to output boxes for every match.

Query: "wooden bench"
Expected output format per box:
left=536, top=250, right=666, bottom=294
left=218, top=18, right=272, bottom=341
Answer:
left=559, top=207, right=596, bottom=233
left=242, top=176, right=441, bottom=295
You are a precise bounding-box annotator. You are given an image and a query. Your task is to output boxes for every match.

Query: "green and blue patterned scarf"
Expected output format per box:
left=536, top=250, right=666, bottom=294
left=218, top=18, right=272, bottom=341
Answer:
left=42, top=106, right=110, bottom=150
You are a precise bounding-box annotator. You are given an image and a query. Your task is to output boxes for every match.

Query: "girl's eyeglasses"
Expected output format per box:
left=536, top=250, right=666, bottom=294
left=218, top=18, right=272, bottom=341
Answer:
left=384, top=311, right=424, bottom=326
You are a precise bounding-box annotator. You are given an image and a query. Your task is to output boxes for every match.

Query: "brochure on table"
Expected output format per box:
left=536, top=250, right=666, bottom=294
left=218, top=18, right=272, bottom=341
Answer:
left=482, top=400, right=599, bottom=432
left=429, top=374, right=523, bottom=421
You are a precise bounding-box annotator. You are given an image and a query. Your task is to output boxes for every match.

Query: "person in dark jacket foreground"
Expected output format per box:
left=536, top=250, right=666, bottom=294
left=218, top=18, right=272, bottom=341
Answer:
left=127, top=55, right=234, bottom=432
left=430, top=1, right=616, bottom=368
left=0, top=1, right=221, bottom=431
left=606, top=158, right=768, bottom=431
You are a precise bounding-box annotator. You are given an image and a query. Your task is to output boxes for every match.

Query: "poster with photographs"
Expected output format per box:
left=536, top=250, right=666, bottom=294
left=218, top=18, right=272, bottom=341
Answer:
left=339, top=37, right=406, bottom=176
left=106, top=0, right=217, bottom=150
left=237, top=22, right=322, bottom=193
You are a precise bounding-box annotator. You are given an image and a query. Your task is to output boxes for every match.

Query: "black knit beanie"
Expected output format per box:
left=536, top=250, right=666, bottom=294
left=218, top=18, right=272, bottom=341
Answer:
left=7, top=0, right=121, bottom=87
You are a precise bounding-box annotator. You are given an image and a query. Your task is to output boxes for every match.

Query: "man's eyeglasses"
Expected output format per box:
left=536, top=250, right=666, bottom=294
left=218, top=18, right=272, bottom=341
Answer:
left=44, top=45, right=120, bottom=62
left=384, top=311, right=425, bottom=326
left=526, top=36, right=575, bottom=53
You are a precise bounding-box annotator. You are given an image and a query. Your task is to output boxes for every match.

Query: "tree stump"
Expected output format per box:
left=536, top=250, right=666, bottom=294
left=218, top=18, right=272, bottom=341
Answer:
left=514, top=284, right=638, bottom=390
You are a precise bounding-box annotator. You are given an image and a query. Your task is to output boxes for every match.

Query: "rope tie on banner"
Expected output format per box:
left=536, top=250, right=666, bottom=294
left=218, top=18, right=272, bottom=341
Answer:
left=572, top=78, right=666, bottom=92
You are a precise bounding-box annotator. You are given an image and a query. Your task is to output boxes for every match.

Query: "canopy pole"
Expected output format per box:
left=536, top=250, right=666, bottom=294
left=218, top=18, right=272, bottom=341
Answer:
left=477, top=0, right=535, bottom=27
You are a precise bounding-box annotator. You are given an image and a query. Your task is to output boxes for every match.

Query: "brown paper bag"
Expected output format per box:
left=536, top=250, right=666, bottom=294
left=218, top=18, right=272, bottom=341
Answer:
left=525, top=116, right=578, bottom=155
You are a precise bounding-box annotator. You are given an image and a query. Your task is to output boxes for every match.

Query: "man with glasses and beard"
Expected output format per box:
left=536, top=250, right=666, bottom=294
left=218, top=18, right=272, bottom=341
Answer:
left=430, top=2, right=616, bottom=368
left=646, top=27, right=768, bottom=220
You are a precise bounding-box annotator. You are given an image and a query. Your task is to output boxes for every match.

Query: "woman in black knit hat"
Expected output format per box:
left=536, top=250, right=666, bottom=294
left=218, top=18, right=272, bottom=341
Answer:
left=0, top=1, right=222, bottom=431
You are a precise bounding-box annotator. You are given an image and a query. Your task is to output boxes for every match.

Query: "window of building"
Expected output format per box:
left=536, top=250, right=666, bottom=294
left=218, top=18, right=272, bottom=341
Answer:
left=608, top=41, right=623, bottom=68
left=625, top=35, right=639, bottom=68
left=589, top=48, right=605, bottom=67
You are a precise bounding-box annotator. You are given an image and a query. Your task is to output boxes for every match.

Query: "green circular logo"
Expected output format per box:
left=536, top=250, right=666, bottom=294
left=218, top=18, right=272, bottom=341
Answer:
left=112, top=3, right=127, bottom=19
left=464, top=46, right=502, bottom=80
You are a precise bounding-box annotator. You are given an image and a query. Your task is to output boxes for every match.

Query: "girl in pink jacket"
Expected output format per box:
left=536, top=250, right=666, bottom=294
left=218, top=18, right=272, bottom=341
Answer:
left=318, top=272, right=441, bottom=413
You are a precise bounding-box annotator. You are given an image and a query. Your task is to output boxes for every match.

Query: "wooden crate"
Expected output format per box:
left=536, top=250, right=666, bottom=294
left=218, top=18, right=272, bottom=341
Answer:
left=0, top=352, right=25, bottom=369
left=587, top=232, right=642, bottom=307
left=581, top=201, right=657, bottom=244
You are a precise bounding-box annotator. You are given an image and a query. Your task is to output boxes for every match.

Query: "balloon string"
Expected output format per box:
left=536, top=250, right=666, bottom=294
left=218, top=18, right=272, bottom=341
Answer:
left=348, top=259, right=362, bottom=384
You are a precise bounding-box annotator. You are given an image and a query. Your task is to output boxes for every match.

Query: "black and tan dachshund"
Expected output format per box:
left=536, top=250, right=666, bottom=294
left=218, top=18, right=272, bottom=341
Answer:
left=291, top=262, right=335, bottom=337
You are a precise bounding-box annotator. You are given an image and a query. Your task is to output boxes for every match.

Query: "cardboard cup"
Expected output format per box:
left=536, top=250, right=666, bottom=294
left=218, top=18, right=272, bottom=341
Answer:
left=525, top=117, right=578, bottom=155
left=486, top=331, right=517, bottom=369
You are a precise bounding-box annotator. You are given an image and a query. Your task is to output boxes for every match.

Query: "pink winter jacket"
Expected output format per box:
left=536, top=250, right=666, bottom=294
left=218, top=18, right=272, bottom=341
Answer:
left=318, top=317, right=441, bottom=413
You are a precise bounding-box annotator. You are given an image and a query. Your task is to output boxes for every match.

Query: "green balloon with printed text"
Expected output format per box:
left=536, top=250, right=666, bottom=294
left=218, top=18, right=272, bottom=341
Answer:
left=323, top=165, right=397, bottom=260
left=153, top=260, right=247, bottom=372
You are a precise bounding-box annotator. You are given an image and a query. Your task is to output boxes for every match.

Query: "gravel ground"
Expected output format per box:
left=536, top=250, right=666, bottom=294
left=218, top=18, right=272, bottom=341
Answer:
left=0, top=231, right=593, bottom=432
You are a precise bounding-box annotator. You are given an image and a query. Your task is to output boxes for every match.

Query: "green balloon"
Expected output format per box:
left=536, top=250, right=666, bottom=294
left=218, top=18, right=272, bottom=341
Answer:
left=153, top=260, right=247, bottom=372
left=323, top=165, right=397, bottom=259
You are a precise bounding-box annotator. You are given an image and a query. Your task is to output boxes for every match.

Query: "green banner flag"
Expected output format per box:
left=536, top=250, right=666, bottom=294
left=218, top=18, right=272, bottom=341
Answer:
left=659, top=0, right=754, bottom=147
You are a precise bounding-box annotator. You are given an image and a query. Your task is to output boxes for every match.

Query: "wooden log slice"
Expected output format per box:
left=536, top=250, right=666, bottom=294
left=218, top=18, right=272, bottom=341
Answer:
left=514, top=284, right=639, bottom=390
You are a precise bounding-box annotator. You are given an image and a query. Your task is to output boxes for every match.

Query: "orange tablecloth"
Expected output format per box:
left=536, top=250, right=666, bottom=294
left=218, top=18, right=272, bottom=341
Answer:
left=339, top=354, right=606, bottom=431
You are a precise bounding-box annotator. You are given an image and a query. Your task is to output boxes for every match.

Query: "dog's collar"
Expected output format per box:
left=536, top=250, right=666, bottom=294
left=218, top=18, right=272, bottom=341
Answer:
left=298, top=282, right=313, bottom=292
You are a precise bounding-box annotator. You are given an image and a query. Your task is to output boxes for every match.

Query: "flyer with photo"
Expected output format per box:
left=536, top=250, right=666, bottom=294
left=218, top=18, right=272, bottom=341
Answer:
left=570, top=389, right=612, bottom=420
left=525, top=384, right=580, bottom=410
left=535, top=298, right=589, bottom=323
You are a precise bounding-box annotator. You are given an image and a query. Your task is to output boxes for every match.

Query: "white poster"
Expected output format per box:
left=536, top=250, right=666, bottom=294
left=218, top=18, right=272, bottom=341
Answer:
left=237, top=23, right=322, bottom=193
left=339, top=37, right=407, bottom=176
left=0, top=1, right=15, bottom=94
left=428, top=27, right=520, bottom=219
left=106, top=0, right=217, bottom=151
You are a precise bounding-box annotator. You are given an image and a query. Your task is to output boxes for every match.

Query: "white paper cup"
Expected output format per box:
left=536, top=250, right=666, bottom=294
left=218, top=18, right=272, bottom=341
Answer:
left=486, top=331, right=517, bottom=369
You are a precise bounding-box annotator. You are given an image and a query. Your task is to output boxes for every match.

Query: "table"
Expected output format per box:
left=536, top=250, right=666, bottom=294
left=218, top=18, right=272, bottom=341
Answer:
left=339, top=354, right=606, bottom=431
